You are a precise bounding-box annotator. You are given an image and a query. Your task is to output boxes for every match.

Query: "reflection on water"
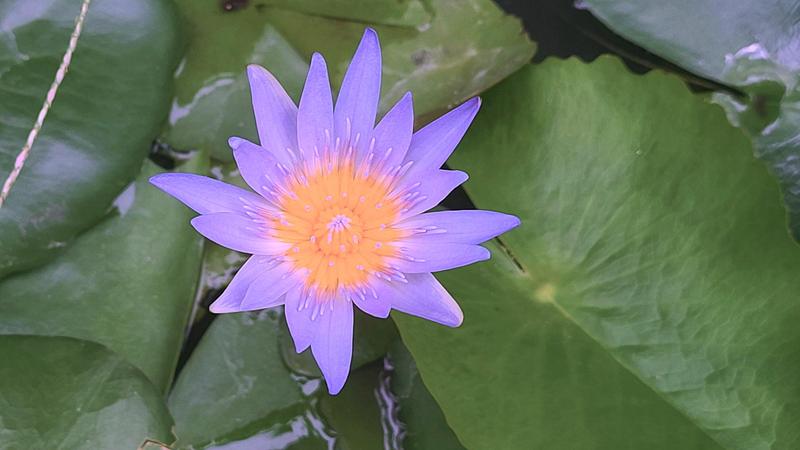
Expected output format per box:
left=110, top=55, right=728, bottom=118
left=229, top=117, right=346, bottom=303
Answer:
left=111, top=182, right=136, bottom=216
left=377, top=358, right=404, bottom=450
left=209, top=411, right=334, bottom=450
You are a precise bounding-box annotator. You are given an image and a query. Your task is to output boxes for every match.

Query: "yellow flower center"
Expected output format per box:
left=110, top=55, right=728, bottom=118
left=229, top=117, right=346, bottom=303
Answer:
left=270, top=156, right=407, bottom=294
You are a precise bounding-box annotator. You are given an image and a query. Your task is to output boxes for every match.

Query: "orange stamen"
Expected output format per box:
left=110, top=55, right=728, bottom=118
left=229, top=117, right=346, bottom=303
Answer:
left=270, top=153, right=407, bottom=295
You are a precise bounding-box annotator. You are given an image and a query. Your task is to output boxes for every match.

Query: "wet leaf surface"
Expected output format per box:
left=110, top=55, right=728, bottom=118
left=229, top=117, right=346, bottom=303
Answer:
left=0, top=0, right=182, bottom=276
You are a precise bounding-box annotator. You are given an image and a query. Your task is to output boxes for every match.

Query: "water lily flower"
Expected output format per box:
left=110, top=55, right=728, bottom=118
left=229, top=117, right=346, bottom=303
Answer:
left=151, top=28, right=519, bottom=394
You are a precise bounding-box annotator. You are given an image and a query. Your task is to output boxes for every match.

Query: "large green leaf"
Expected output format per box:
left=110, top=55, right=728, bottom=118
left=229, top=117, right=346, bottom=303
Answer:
left=0, top=335, right=173, bottom=449
left=580, top=0, right=800, bottom=239
left=394, top=57, right=800, bottom=449
left=0, top=160, right=204, bottom=391
left=164, top=0, right=534, bottom=161
left=0, top=0, right=182, bottom=276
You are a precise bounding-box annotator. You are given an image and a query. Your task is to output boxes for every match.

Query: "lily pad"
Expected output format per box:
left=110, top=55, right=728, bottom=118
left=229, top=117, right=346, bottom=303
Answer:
left=394, top=57, right=800, bottom=449
left=163, top=0, right=534, bottom=161
left=580, top=0, right=800, bottom=239
left=0, top=335, right=173, bottom=449
left=0, top=0, right=182, bottom=276
left=0, top=160, right=204, bottom=391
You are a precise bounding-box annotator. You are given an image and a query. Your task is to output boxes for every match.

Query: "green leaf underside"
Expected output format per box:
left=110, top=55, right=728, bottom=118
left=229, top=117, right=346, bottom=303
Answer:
left=394, top=57, right=800, bottom=450
left=0, top=160, right=204, bottom=391
left=581, top=0, right=800, bottom=241
left=0, top=0, right=182, bottom=277
left=0, top=335, right=173, bottom=449
left=165, top=0, right=534, bottom=161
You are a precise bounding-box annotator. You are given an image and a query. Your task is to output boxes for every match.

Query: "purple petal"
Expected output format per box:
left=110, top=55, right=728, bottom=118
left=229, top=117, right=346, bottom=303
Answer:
left=239, top=262, right=301, bottom=311
left=284, top=288, right=316, bottom=352
left=396, top=210, right=520, bottom=244
left=191, top=213, right=290, bottom=255
left=229, top=137, right=283, bottom=199
left=298, top=53, right=334, bottom=157
left=370, top=92, right=413, bottom=172
left=311, top=299, right=354, bottom=395
left=395, top=170, right=469, bottom=220
left=334, top=28, right=381, bottom=161
left=389, top=242, right=490, bottom=273
left=247, top=64, right=298, bottom=166
left=380, top=273, right=463, bottom=327
left=210, top=256, right=279, bottom=313
left=351, top=280, right=391, bottom=318
left=402, top=97, right=480, bottom=180
left=149, top=173, right=267, bottom=215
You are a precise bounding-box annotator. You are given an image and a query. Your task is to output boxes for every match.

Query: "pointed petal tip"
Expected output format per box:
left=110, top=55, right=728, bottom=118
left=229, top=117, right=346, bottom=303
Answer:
left=449, top=307, right=465, bottom=328
left=399, top=91, right=413, bottom=106
left=246, top=63, right=264, bottom=77
left=495, top=212, right=522, bottom=233
left=353, top=27, right=381, bottom=61
left=148, top=173, right=168, bottom=188
left=464, top=96, right=481, bottom=110
left=362, top=27, right=379, bottom=42
left=208, top=301, right=230, bottom=314
left=228, top=136, right=245, bottom=150
left=247, top=64, right=283, bottom=87
left=310, top=52, right=327, bottom=66
left=325, top=374, right=348, bottom=395
left=294, top=340, right=310, bottom=354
